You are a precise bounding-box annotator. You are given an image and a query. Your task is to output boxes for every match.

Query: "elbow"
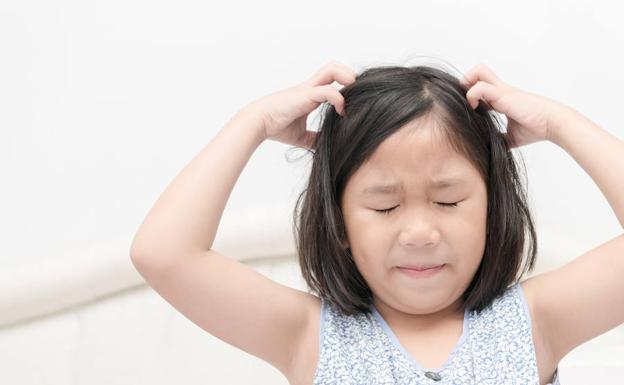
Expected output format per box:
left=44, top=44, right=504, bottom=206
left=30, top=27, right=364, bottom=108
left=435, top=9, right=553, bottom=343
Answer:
left=129, top=243, right=169, bottom=272
left=129, top=246, right=154, bottom=273
left=129, top=243, right=199, bottom=273
left=129, top=241, right=148, bottom=259
left=129, top=242, right=150, bottom=265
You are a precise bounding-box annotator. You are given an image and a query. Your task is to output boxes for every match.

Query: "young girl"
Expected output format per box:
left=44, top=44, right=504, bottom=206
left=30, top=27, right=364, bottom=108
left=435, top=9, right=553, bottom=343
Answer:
left=129, top=61, right=624, bottom=385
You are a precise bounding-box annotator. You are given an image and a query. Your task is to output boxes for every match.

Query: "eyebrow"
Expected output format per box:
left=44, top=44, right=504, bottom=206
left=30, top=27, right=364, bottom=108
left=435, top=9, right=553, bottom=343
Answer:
left=361, top=177, right=467, bottom=196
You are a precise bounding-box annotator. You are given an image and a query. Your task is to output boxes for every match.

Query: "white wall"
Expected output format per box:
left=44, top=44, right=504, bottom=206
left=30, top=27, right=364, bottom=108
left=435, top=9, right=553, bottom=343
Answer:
left=1, top=0, right=623, bottom=383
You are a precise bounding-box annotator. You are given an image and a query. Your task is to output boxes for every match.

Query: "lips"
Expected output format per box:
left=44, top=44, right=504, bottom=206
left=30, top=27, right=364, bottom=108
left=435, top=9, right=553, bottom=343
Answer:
left=398, top=264, right=444, bottom=271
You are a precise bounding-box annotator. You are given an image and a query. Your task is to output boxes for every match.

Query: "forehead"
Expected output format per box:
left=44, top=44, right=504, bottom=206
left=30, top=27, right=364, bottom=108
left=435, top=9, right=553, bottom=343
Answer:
left=349, top=123, right=480, bottom=194
left=361, top=176, right=468, bottom=196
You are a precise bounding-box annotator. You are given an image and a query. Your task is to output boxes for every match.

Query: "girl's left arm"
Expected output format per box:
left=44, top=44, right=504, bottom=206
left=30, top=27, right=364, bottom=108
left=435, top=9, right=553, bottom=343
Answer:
left=461, top=63, right=624, bottom=366
left=550, top=105, right=624, bottom=228
left=528, top=105, right=624, bottom=364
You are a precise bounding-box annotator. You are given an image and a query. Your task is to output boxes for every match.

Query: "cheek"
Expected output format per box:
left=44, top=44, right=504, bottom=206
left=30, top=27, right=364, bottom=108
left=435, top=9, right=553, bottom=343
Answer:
left=445, top=212, right=487, bottom=269
left=459, top=229, right=487, bottom=272
left=350, top=249, right=384, bottom=283
left=349, top=255, right=372, bottom=287
left=344, top=208, right=388, bottom=245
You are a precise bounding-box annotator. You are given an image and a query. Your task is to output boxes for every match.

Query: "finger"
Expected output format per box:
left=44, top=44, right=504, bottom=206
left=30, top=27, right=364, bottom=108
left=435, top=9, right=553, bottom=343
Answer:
left=308, top=84, right=346, bottom=115
left=305, top=61, right=358, bottom=89
left=460, top=63, right=504, bottom=90
left=465, top=81, right=505, bottom=111
left=329, top=61, right=359, bottom=84
left=461, top=63, right=501, bottom=88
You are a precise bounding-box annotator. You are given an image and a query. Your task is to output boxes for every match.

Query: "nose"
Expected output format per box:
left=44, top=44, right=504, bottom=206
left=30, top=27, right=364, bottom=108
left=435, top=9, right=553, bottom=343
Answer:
left=398, top=210, right=441, bottom=248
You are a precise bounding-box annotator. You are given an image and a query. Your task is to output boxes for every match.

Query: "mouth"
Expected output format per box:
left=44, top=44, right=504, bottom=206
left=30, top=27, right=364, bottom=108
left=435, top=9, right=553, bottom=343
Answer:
left=398, top=264, right=444, bottom=271
left=396, top=264, right=445, bottom=279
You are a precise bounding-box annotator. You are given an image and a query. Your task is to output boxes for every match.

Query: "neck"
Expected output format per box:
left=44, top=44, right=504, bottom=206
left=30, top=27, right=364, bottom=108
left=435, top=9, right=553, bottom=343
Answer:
left=373, top=296, right=464, bottom=333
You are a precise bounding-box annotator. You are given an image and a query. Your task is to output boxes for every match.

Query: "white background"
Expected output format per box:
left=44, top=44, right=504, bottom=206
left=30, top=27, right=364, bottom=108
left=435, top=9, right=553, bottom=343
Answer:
left=2, top=0, right=623, bottom=268
left=1, top=0, right=623, bottom=384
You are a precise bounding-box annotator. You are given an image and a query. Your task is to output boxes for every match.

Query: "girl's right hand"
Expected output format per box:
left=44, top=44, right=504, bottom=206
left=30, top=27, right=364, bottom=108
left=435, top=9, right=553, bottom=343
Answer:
left=246, top=61, right=357, bottom=149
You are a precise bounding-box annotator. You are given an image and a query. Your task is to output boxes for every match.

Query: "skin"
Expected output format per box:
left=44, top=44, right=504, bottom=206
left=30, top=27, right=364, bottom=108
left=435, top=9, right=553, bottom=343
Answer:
left=340, top=113, right=489, bottom=334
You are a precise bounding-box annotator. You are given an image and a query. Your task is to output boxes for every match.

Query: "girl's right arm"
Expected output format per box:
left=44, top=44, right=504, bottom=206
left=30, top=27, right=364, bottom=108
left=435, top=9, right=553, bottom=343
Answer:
left=129, top=62, right=356, bottom=382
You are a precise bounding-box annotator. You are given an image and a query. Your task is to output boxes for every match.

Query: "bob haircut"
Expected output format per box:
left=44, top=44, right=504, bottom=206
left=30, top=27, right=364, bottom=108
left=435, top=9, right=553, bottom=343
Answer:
left=292, top=63, right=537, bottom=316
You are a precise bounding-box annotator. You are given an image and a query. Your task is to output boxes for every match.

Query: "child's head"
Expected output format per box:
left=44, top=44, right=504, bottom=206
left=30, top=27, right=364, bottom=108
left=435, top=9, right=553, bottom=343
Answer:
left=293, top=64, right=537, bottom=316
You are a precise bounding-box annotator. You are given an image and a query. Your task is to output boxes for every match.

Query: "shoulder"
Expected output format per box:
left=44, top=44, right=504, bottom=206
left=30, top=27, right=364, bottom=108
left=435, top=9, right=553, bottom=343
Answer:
left=518, top=279, right=543, bottom=336
left=515, top=279, right=544, bottom=336
left=469, top=281, right=527, bottom=321
left=288, top=297, right=379, bottom=385
left=518, top=278, right=558, bottom=360
left=287, top=294, right=322, bottom=385
left=518, top=277, right=553, bottom=347
left=518, top=235, right=624, bottom=365
left=520, top=278, right=565, bottom=379
left=467, top=281, right=540, bottom=347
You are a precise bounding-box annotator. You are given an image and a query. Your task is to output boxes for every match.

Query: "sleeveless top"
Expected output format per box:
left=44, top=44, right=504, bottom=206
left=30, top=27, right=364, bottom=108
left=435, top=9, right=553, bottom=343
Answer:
left=313, top=281, right=561, bottom=385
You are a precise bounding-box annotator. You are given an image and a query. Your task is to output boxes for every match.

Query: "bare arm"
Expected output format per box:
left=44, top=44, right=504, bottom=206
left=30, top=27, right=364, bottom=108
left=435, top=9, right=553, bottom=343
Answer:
left=461, top=63, right=624, bottom=366
left=129, top=105, right=266, bottom=262
left=533, top=105, right=624, bottom=362
left=550, top=105, right=624, bottom=228
left=127, top=63, right=353, bottom=382
left=127, top=105, right=320, bottom=381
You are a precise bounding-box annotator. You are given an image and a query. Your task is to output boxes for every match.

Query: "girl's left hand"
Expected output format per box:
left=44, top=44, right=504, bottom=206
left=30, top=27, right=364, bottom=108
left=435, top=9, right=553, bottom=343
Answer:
left=460, top=64, right=565, bottom=148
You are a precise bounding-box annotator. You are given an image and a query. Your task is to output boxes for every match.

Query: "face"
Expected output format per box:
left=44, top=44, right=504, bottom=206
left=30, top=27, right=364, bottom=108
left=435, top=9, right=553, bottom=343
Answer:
left=340, top=117, right=488, bottom=320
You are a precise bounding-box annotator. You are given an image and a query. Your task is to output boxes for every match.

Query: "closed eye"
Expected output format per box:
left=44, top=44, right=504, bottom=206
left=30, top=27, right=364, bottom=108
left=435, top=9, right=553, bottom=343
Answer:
left=374, top=202, right=460, bottom=215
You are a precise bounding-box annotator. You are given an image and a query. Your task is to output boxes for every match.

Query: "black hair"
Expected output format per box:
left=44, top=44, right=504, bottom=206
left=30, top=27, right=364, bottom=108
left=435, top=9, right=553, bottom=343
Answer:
left=292, top=63, right=537, bottom=316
